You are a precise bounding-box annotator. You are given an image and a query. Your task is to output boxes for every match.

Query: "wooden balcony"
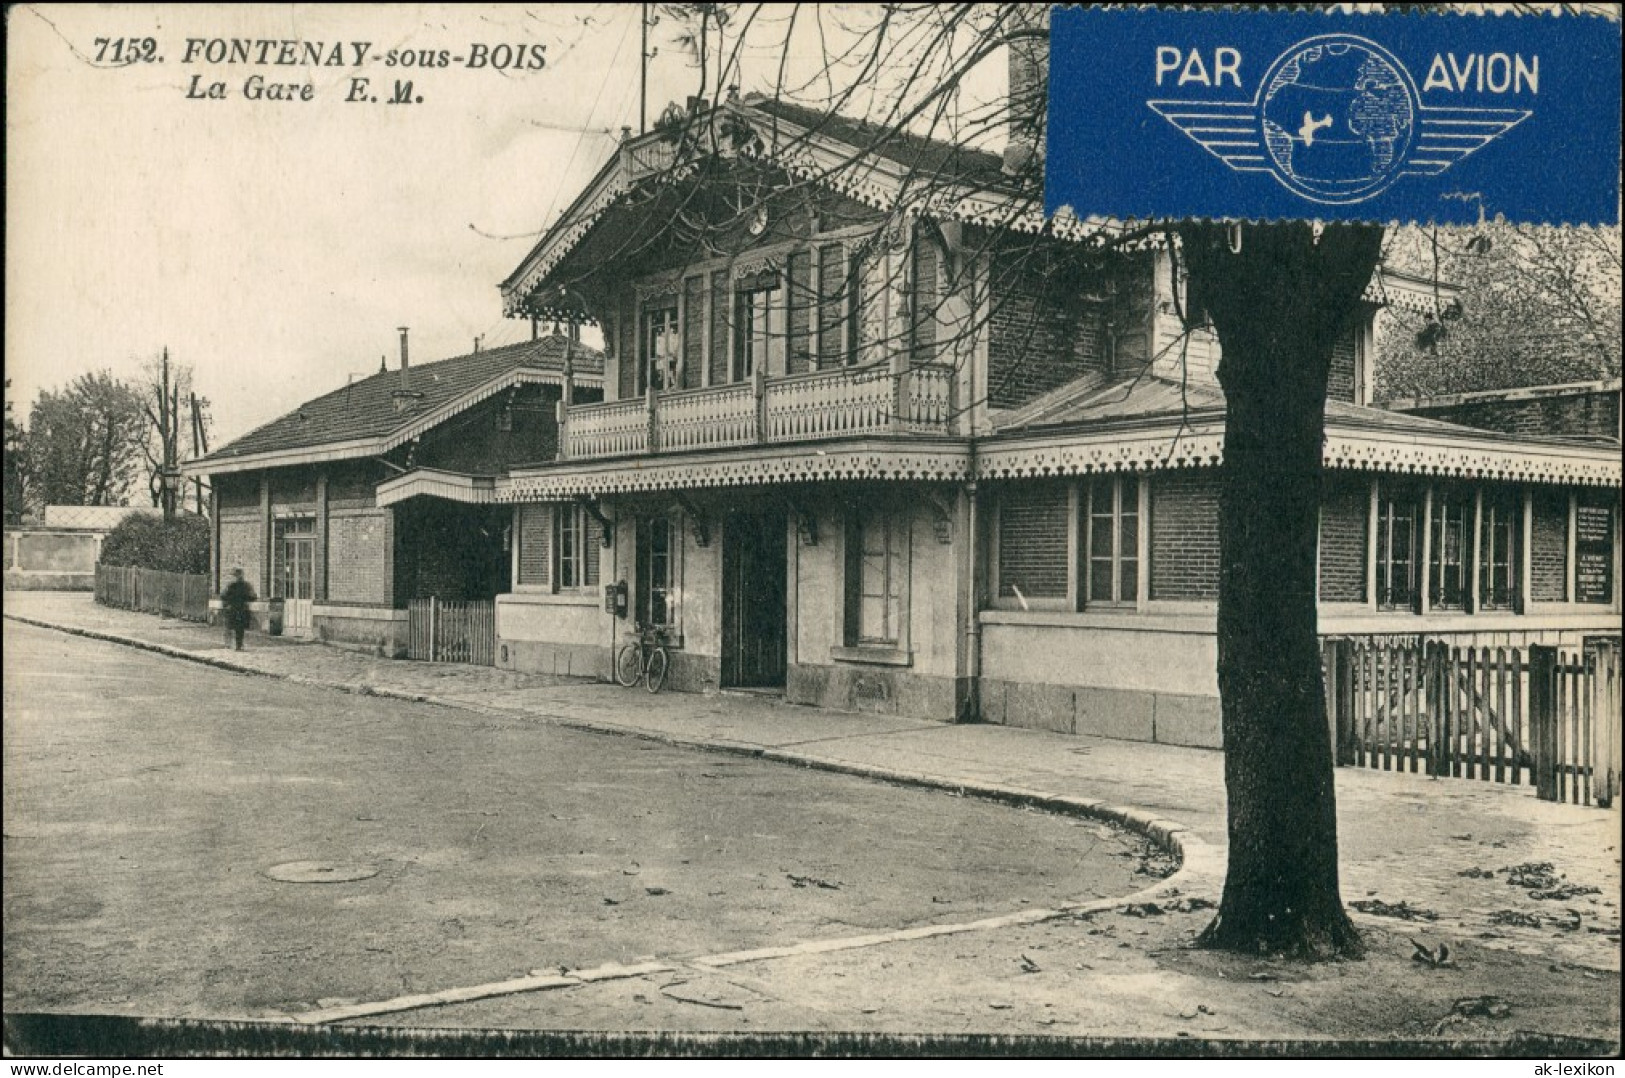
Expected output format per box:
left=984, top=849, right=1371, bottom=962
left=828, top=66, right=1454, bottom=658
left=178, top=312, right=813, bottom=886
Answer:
left=559, top=363, right=956, bottom=461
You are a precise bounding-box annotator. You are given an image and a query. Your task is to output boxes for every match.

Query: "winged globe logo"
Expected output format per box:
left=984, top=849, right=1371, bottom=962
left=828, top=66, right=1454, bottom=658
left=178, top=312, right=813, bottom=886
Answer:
left=1149, top=34, right=1531, bottom=205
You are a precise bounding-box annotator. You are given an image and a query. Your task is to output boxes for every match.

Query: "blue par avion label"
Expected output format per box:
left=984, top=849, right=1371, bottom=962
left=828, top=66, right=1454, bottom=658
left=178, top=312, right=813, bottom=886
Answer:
left=1045, top=8, right=1621, bottom=225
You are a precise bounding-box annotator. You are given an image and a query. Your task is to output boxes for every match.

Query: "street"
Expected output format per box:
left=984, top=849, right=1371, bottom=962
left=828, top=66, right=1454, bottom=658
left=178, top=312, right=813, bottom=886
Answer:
left=2, top=621, right=1149, bottom=1022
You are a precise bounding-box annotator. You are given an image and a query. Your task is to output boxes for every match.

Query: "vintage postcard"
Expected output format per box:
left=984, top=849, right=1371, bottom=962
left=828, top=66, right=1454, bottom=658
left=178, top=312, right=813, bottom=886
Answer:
left=4, top=2, right=1620, bottom=1064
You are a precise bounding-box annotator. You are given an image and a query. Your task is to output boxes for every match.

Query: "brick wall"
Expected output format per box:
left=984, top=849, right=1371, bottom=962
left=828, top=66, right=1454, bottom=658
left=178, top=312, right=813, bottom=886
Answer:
left=327, top=461, right=377, bottom=509
left=418, top=387, right=562, bottom=473
left=1530, top=490, right=1568, bottom=602
left=327, top=510, right=392, bottom=605
left=215, top=473, right=259, bottom=511
left=1319, top=474, right=1368, bottom=601
left=997, top=483, right=1069, bottom=599
left=270, top=468, right=317, bottom=511
left=1411, top=390, right=1620, bottom=440
left=1150, top=470, right=1220, bottom=601
left=217, top=516, right=262, bottom=588
left=1327, top=326, right=1358, bottom=404
left=986, top=245, right=1109, bottom=409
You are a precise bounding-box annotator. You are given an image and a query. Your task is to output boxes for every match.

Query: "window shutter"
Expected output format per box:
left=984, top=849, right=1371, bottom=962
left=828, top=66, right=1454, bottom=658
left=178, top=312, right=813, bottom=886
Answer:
left=817, top=243, right=846, bottom=370
left=517, top=504, right=551, bottom=587
left=912, top=232, right=939, bottom=364
left=682, top=276, right=705, bottom=389
left=709, top=270, right=730, bottom=385
left=617, top=301, right=638, bottom=400
left=787, top=251, right=812, bottom=375
left=585, top=512, right=602, bottom=587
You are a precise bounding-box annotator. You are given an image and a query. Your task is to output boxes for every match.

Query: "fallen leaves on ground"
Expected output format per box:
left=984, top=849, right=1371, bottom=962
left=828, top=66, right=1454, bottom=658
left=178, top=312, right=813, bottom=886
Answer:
left=787, top=873, right=841, bottom=890
left=1350, top=898, right=1439, bottom=922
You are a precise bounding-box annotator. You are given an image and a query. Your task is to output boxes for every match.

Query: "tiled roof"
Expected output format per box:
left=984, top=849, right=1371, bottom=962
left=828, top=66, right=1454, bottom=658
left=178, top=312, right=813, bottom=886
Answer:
left=204, top=335, right=601, bottom=462
left=743, top=96, right=1013, bottom=189
left=994, top=372, right=1608, bottom=447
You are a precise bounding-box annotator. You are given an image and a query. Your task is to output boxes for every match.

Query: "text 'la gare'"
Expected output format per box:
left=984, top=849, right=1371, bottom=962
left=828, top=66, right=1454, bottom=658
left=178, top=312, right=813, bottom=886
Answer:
left=1152, top=46, right=1539, bottom=95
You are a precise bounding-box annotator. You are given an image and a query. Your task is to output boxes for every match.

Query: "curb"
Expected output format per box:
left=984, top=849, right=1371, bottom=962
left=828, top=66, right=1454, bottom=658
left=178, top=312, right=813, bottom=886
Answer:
left=5, top=611, right=1220, bottom=900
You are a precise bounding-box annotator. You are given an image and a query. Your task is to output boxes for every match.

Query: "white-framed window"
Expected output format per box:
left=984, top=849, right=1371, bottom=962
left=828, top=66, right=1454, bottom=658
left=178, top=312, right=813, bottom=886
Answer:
left=1479, top=490, right=1521, bottom=611
left=637, top=512, right=683, bottom=636
left=736, top=277, right=784, bottom=379
left=1375, top=484, right=1419, bottom=610
left=1429, top=485, right=1473, bottom=611
left=513, top=503, right=599, bottom=593
left=557, top=503, right=586, bottom=590
left=1085, top=475, right=1139, bottom=607
left=844, top=506, right=908, bottom=647
left=271, top=516, right=316, bottom=601
left=642, top=304, right=679, bottom=393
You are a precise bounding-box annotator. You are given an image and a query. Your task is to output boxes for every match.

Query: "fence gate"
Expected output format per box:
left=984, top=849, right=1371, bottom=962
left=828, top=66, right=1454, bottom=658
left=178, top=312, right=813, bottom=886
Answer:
left=1325, top=638, right=1621, bottom=808
left=407, top=597, right=496, bottom=667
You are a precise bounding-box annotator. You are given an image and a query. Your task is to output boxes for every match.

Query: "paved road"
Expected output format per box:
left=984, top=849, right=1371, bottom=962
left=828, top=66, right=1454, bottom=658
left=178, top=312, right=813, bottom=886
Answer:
left=3, top=621, right=1150, bottom=1021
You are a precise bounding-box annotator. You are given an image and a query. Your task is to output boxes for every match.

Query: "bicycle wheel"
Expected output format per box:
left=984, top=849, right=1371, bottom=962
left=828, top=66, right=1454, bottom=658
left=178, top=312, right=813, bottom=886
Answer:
left=644, top=647, right=669, bottom=693
left=614, top=642, right=644, bottom=687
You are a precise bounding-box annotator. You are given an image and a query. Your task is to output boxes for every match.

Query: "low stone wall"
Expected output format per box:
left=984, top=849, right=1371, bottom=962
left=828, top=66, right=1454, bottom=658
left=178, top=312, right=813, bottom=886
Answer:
left=497, top=638, right=608, bottom=679
left=4, top=569, right=95, bottom=591
left=4, top=529, right=101, bottom=591
left=979, top=677, right=1222, bottom=748
left=788, top=662, right=958, bottom=721
left=313, top=605, right=409, bottom=658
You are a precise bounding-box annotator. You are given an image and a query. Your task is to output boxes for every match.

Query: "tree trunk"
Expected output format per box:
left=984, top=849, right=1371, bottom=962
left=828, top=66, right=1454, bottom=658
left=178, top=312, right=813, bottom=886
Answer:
left=1178, top=221, right=1384, bottom=959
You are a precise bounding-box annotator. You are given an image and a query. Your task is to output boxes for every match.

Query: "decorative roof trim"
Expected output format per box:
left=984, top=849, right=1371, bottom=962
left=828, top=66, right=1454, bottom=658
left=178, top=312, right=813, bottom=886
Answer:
left=1322, top=428, right=1621, bottom=486
left=500, top=101, right=1144, bottom=315
left=183, top=436, right=385, bottom=478
left=376, top=469, right=497, bottom=508
left=189, top=366, right=596, bottom=477
left=381, top=368, right=584, bottom=451
left=497, top=439, right=971, bottom=501
left=501, top=100, right=1456, bottom=321
left=977, top=419, right=1622, bottom=486
left=978, top=424, right=1227, bottom=480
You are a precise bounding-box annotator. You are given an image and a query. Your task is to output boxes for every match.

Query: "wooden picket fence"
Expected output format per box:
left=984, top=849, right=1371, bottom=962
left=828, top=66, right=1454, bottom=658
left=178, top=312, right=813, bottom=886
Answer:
left=406, top=597, right=496, bottom=667
left=1324, top=637, right=1621, bottom=808
left=95, top=564, right=212, bottom=622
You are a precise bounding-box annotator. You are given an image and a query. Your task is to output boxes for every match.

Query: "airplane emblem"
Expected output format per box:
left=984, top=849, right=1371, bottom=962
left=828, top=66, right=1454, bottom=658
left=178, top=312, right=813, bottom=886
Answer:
left=1148, top=34, right=1531, bottom=204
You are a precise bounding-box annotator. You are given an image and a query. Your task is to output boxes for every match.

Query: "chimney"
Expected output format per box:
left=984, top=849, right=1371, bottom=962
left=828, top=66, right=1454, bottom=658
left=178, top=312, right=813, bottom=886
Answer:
left=1002, top=5, right=1050, bottom=180
left=392, top=327, right=422, bottom=412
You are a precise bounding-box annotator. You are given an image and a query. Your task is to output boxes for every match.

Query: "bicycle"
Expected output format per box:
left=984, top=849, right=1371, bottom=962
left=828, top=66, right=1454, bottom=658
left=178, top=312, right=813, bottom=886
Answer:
left=615, top=620, right=670, bottom=693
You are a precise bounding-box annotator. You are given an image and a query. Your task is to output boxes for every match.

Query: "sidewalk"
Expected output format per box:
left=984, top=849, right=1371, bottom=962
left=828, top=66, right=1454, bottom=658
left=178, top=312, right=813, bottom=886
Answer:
left=5, top=590, right=1619, bottom=973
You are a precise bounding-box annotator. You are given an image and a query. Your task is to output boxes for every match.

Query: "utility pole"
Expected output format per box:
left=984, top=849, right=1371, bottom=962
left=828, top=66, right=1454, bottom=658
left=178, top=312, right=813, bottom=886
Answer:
left=160, top=347, right=176, bottom=522
left=639, top=2, right=648, bottom=135
left=190, top=391, right=207, bottom=516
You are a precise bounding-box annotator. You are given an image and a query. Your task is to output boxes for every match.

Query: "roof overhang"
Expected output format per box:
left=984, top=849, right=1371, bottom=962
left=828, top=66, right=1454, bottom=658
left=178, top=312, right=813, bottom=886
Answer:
left=500, top=101, right=1138, bottom=318
left=978, top=414, right=1622, bottom=487
left=497, top=437, right=972, bottom=501
left=187, top=367, right=594, bottom=478
left=376, top=468, right=497, bottom=508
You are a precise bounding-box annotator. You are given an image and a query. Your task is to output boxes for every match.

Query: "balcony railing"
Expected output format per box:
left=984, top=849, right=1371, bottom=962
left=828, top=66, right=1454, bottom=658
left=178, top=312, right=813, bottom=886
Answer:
left=560, top=363, right=956, bottom=461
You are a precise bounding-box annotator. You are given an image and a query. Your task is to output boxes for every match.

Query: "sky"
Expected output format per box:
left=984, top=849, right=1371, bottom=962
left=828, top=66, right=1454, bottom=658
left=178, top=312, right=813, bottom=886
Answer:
left=7, top=4, right=1005, bottom=450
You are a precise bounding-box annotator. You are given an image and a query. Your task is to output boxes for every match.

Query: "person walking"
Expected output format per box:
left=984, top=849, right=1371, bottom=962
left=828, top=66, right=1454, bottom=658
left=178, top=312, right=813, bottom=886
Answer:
left=221, top=568, right=256, bottom=651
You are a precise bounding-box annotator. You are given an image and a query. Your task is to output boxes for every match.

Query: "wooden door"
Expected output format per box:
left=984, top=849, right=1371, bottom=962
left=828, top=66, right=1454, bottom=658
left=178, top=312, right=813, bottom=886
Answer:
left=721, top=510, right=787, bottom=688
